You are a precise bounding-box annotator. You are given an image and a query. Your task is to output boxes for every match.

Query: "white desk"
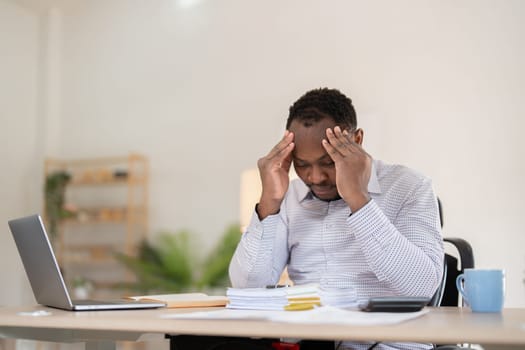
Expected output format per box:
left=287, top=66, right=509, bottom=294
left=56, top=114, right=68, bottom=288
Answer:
left=1, top=305, right=524, bottom=349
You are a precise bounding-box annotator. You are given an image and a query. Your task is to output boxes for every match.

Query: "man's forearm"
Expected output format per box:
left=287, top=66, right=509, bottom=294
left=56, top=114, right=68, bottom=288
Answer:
left=229, top=212, right=287, bottom=288
left=349, top=199, right=444, bottom=297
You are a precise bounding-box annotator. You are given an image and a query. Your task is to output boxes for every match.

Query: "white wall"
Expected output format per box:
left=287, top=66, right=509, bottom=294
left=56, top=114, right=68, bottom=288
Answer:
left=1, top=0, right=524, bottom=307
left=0, top=0, right=41, bottom=305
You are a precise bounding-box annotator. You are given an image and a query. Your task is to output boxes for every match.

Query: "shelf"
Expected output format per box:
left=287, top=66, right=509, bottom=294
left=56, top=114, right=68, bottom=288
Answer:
left=62, top=218, right=128, bottom=225
left=60, top=206, right=130, bottom=224
left=60, top=244, right=122, bottom=263
left=69, top=177, right=146, bottom=186
left=61, top=256, right=121, bottom=265
left=44, top=154, right=149, bottom=291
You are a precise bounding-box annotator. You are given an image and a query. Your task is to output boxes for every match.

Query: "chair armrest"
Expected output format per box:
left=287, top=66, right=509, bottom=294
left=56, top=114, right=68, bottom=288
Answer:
left=443, top=237, right=475, bottom=270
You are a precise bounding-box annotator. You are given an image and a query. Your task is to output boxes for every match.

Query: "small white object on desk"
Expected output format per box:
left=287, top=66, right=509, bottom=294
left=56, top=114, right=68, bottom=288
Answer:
left=17, top=310, right=52, bottom=317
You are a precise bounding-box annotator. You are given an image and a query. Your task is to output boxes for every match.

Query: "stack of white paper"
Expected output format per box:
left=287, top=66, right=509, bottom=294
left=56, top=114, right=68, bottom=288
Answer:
left=318, top=287, right=359, bottom=309
left=226, top=284, right=320, bottom=311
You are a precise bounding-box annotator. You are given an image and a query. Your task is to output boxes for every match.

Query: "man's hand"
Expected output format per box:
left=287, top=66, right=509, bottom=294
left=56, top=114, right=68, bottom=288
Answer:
left=256, top=130, right=295, bottom=220
left=322, top=126, right=372, bottom=212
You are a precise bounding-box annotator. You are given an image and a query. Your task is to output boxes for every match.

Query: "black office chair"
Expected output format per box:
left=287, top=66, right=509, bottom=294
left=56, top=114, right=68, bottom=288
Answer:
left=431, top=237, right=475, bottom=350
left=429, top=237, right=475, bottom=308
left=432, top=198, right=475, bottom=350
left=441, top=238, right=475, bottom=306
left=431, top=198, right=475, bottom=308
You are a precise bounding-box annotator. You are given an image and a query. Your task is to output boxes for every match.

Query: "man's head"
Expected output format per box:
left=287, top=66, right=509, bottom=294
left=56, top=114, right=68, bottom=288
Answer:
left=287, top=88, right=363, bottom=201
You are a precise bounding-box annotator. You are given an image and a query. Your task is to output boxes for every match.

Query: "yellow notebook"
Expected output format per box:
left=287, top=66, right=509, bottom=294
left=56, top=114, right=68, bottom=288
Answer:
left=285, top=296, right=321, bottom=311
left=284, top=302, right=320, bottom=311
left=126, top=293, right=229, bottom=308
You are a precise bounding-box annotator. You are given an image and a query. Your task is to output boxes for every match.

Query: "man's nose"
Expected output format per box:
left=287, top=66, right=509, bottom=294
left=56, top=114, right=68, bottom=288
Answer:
left=308, top=166, right=327, bottom=184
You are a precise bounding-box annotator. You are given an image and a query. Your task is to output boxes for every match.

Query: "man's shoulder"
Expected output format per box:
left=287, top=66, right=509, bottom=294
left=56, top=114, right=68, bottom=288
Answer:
left=375, top=159, right=431, bottom=188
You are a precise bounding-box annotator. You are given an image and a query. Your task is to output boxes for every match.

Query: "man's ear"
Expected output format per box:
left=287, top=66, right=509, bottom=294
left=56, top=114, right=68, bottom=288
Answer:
left=354, top=128, right=364, bottom=145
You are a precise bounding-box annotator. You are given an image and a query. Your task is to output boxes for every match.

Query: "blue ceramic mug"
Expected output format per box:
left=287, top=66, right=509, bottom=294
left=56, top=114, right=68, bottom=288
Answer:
left=456, top=268, right=505, bottom=313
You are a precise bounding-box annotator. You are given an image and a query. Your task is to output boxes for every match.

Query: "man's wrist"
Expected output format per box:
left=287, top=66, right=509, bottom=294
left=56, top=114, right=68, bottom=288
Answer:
left=347, top=193, right=371, bottom=213
left=256, top=202, right=280, bottom=220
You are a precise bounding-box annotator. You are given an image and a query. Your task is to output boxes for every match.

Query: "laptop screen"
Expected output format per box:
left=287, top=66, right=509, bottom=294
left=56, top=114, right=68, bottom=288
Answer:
left=9, top=214, right=77, bottom=309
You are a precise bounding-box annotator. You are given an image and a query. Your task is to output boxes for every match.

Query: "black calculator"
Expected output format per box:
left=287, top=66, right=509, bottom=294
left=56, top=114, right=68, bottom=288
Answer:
left=358, top=296, right=430, bottom=312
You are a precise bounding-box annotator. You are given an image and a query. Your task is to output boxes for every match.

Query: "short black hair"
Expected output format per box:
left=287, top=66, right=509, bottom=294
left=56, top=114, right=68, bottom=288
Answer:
left=286, top=88, right=357, bottom=130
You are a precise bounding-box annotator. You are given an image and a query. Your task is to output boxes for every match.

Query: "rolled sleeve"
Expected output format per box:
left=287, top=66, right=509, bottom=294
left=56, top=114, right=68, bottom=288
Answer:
left=229, top=209, right=288, bottom=288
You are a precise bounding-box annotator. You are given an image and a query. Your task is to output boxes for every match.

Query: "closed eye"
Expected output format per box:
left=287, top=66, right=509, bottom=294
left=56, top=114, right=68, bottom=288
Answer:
left=294, top=162, right=309, bottom=168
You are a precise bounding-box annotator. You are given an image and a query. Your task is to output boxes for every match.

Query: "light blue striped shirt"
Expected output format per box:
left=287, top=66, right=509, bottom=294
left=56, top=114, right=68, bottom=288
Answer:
left=229, top=159, right=444, bottom=350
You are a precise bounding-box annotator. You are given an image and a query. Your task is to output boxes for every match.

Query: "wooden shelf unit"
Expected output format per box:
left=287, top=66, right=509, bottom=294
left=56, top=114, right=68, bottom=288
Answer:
left=43, top=154, right=149, bottom=297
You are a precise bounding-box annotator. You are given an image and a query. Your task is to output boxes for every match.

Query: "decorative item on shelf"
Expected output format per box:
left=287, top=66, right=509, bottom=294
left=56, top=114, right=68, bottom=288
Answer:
left=111, top=208, right=124, bottom=221
left=44, top=171, right=75, bottom=240
left=93, top=208, right=126, bottom=222
left=94, top=168, right=112, bottom=182
left=72, top=276, right=93, bottom=299
left=98, top=208, right=113, bottom=221
left=79, top=169, right=94, bottom=183
left=76, top=168, right=113, bottom=183
left=90, top=246, right=110, bottom=260
left=76, top=210, right=90, bottom=223
left=113, top=169, right=128, bottom=180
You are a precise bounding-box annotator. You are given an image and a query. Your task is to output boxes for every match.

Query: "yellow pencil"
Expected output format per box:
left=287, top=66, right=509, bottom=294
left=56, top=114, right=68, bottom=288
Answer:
left=284, top=302, right=320, bottom=311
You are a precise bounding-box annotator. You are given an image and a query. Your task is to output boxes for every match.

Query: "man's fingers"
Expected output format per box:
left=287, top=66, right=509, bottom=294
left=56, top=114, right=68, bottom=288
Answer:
left=340, top=128, right=355, bottom=147
left=277, top=142, right=295, bottom=166
left=322, top=138, right=343, bottom=161
left=337, top=127, right=359, bottom=153
left=279, top=146, right=294, bottom=169
left=267, top=130, right=294, bottom=159
left=326, top=126, right=369, bottom=159
left=334, top=126, right=350, bottom=144
left=325, top=127, right=349, bottom=155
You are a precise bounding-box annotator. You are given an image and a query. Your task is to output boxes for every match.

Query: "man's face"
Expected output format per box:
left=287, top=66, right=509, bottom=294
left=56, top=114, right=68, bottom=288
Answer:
left=289, top=118, right=341, bottom=201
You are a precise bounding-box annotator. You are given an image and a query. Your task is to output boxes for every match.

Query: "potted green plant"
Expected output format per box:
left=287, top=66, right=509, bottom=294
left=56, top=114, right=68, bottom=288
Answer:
left=115, top=224, right=241, bottom=294
left=115, top=230, right=195, bottom=293
left=197, top=223, right=241, bottom=289
left=44, top=170, right=72, bottom=240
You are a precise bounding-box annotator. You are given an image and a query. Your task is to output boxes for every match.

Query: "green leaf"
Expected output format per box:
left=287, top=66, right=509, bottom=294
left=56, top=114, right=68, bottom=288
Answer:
left=115, top=223, right=241, bottom=294
left=198, top=224, right=241, bottom=288
left=115, top=230, right=196, bottom=293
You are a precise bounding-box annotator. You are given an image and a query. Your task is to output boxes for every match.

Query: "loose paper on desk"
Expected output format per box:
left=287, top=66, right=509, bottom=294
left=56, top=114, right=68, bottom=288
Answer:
left=226, top=284, right=320, bottom=311
left=165, top=306, right=429, bottom=326
left=126, top=292, right=228, bottom=308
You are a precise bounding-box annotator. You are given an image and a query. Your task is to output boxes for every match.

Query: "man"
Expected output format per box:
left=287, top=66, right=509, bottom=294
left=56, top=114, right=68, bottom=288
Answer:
left=229, top=88, right=444, bottom=350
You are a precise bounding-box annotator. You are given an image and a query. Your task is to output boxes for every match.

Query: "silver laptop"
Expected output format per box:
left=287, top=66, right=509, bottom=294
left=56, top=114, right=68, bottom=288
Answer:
left=8, top=214, right=166, bottom=311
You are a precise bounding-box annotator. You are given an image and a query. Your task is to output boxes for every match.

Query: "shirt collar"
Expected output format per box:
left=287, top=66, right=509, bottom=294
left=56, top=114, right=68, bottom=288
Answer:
left=368, top=160, right=382, bottom=194
left=298, top=159, right=382, bottom=202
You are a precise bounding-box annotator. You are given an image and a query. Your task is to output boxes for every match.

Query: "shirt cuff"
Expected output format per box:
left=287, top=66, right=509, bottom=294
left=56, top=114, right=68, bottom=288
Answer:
left=246, top=209, right=281, bottom=241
